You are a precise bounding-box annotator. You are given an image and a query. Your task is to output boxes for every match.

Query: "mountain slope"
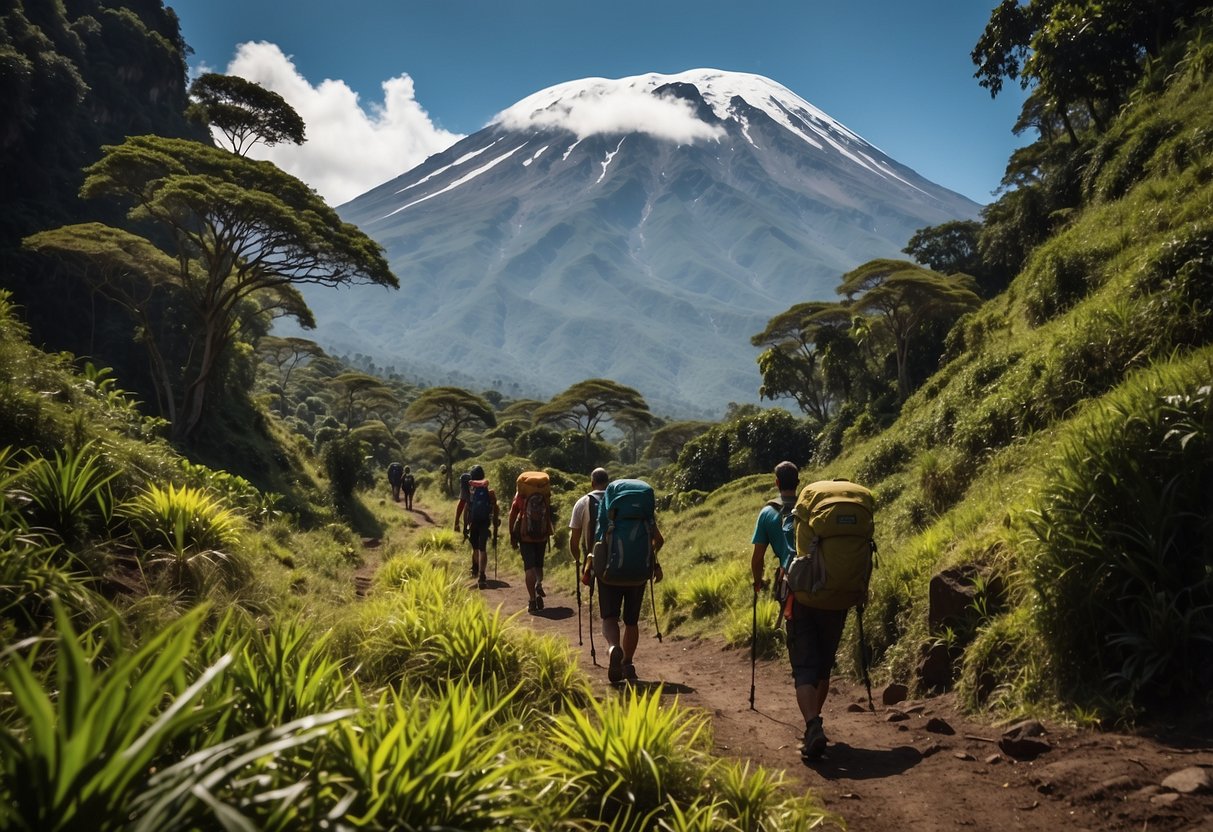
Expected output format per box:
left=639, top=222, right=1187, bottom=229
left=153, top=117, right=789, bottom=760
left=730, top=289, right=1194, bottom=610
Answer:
left=298, top=69, right=980, bottom=414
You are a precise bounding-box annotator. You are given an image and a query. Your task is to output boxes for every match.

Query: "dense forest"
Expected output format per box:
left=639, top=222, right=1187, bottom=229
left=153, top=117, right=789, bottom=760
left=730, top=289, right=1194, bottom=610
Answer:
left=1, top=0, right=1211, bottom=828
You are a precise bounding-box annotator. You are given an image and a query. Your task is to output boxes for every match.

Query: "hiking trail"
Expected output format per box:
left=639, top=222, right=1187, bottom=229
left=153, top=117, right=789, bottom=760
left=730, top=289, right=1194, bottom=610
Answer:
left=370, top=496, right=1213, bottom=831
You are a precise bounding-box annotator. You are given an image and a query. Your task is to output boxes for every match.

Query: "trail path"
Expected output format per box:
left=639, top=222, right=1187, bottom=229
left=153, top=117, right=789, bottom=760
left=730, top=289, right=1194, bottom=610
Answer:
left=378, top=497, right=1213, bottom=831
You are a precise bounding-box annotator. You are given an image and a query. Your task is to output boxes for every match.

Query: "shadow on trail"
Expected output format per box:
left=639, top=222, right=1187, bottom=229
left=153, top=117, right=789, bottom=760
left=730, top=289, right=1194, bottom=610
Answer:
left=478, top=578, right=511, bottom=590
left=408, top=507, right=434, bottom=524
left=618, top=680, right=697, bottom=696
left=532, top=606, right=574, bottom=621
left=805, top=742, right=921, bottom=780
left=750, top=708, right=804, bottom=732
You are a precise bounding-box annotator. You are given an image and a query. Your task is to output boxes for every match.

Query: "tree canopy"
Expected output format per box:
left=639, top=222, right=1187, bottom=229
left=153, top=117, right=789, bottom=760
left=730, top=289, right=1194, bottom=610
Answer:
left=405, top=387, right=496, bottom=493
left=533, top=379, right=650, bottom=464
left=27, top=134, right=397, bottom=440
left=187, top=72, right=307, bottom=156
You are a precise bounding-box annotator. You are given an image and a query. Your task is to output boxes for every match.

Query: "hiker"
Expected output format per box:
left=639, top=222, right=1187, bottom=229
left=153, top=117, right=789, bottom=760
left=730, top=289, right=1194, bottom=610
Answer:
left=568, top=467, right=609, bottom=565
left=509, top=470, right=556, bottom=613
left=582, top=478, right=664, bottom=684
left=754, top=463, right=874, bottom=762
left=453, top=469, right=475, bottom=574
left=463, top=465, right=499, bottom=590
left=387, top=461, right=404, bottom=502
left=401, top=465, right=416, bottom=510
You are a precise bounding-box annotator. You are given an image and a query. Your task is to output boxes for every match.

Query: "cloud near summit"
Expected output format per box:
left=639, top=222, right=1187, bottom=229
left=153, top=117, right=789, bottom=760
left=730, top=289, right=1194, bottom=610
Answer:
left=221, top=42, right=461, bottom=205
left=496, top=86, right=725, bottom=144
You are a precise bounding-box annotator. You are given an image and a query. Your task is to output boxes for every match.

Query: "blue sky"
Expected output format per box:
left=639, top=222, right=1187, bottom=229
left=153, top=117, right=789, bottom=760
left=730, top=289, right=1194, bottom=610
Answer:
left=170, top=0, right=1029, bottom=205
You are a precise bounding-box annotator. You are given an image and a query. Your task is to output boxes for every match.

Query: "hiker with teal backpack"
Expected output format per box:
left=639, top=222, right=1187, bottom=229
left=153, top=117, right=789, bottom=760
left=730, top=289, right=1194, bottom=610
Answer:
left=753, top=463, right=877, bottom=762
left=568, top=468, right=610, bottom=651
left=453, top=470, right=476, bottom=575
left=387, top=461, right=404, bottom=502
left=581, top=478, right=664, bottom=684
left=749, top=460, right=799, bottom=707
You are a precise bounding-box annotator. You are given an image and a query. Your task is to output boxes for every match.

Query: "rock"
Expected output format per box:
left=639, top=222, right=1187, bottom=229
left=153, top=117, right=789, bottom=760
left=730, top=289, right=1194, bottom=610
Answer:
left=1000, top=735, right=1052, bottom=760
left=1162, top=766, right=1212, bottom=794
left=924, top=717, right=955, bottom=735
left=1150, top=792, right=1182, bottom=806
left=954, top=751, right=975, bottom=761
left=886, top=710, right=910, bottom=722
left=984, top=753, right=1002, bottom=765
left=928, top=565, right=1002, bottom=631
left=1004, top=718, right=1046, bottom=738
left=919, top=741, right=942, bottom=758
left=917, top=642, right=954, bottom=692
left=846, top=702, right=867, bottom=713
left=881, top=683, right=909, bottom=705
left=1130, top=785, right=1162, bottom=800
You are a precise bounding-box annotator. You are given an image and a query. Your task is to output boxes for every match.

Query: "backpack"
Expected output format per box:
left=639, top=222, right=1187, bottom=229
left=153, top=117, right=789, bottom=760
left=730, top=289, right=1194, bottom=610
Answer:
left=387, top=462, right=403, bottom=485
left=467, top=479, right=492, bottom=525
left=402, top=473, right=415, bottom=491
left=592, top=479, right=656, bottom=586
left=786, top=479, right=876, bottom=610
left=765, top=497, right=796, bottom=567
left=583, top=492, right=602, bottom=555
left=514, top=471, right=552, bottom=543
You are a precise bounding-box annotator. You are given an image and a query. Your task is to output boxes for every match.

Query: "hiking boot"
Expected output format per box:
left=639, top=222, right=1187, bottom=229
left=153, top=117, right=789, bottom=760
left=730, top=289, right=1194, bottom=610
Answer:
left=477, top=573, right=487, bottom=590
left=801, top=717, right=826, bottom=761
left=536, top=583, right=545, bottom=598
left=534, top=594, right=544, bottom=610
left=623, top=662, right=638, bottom=683
left=607, top=645, right=624, bottom=683
left=527, top=597, right=537, bottom=614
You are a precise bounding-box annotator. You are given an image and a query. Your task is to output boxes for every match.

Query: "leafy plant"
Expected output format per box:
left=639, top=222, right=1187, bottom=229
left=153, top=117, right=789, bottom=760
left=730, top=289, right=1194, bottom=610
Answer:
left=14, top=440, right=118, bottom=551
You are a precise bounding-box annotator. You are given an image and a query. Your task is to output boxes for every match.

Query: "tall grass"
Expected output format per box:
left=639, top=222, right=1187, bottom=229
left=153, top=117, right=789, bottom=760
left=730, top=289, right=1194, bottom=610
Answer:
left=13, top=441, right=118, bottom=552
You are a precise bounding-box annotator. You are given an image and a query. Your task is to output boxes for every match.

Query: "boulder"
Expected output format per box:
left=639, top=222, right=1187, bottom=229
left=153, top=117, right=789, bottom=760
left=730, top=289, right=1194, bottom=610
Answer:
left=1161, top=766, right=1212, bottom=794
left=917, top=642, right=953, bottom=692
left=927, top=565, right=1004, bottom=632
left=881, top=683, right=909, bottom=706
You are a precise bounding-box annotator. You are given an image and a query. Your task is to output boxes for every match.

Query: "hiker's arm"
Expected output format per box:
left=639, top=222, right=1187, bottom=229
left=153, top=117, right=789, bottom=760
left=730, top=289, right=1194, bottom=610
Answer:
left=651, top=524, right=665, bottom=582
left=751, top=543, right=769, bottom=591
left=569, top=526, right=582, bottom=560
left=454, top=499, right=465, bottom=530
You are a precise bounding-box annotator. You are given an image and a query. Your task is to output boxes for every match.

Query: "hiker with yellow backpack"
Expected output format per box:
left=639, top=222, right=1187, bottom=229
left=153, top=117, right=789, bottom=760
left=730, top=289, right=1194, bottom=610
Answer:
left=510, top=470, right=557, bottom=613
left=751, top=462, right=876, bottom=762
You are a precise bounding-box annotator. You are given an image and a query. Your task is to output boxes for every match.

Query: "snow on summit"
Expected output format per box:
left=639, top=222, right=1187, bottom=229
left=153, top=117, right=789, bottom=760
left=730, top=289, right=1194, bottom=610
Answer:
left=495, top=68, right=869, bottom=151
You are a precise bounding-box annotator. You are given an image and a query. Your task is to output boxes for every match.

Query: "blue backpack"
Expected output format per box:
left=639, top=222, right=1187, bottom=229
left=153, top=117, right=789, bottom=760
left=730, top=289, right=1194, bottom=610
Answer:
left=592, top=479, right=656, bottom=586
left=468, top=479, right=492, bottom=525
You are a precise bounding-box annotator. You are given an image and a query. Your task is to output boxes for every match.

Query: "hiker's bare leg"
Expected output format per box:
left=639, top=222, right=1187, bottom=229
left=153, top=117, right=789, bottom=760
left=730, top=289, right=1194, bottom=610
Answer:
left=477, top=549, right=487, bottom=576
left=524, top=567, right=537, bottom=599
left=602, top=616, right=621, bottom=649
left=621, top=622, right=639, bottom=662
left=795, top=677, right=830, bottom=722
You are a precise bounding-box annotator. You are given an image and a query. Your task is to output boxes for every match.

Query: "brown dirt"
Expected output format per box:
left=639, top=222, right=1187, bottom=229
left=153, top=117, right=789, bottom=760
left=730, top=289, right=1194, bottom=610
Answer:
left=374, top=497, right=1213, bottom=831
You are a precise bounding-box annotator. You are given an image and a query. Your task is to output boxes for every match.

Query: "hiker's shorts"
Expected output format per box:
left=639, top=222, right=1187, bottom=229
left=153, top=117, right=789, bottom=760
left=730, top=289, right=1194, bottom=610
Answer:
left=519, top=541, right=546, bottom=570
left=598, top=582, right=646, bottom=626
left=787, top=601, right=847, bottom=688
left=468, top=522, right=491, bottom=550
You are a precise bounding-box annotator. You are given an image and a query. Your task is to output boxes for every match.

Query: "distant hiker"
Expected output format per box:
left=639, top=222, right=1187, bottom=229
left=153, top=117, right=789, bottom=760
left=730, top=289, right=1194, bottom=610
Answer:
left=510, top=470, right=556, bottom=613
left=463, top=465, right=499, bottom=590
left=754, top=463, right=876, bottom=762
left=582, top=478, right=664, bottom=684
left=387, top=461, right=404, bottom=502
left=401, top=466, right=416, bottom=510
left=453, top=469, right=475, bottom=574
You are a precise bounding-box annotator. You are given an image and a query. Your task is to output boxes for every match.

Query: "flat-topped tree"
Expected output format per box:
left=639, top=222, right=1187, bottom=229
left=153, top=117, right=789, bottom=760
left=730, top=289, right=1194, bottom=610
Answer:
left=404, top=387, right=496, bottom=494
left=752, top=301, right=854, bottom=424
left=325, top=372, right=399, bottom=430
left=256, top=336, right=325, bottom=415
left=837, top=259, right=982, bottom=403
left=533, top=379, right=651, bottom=465
left=25, top=135, right=397, bottom=441
left=187, top=72, right=307, bottom=157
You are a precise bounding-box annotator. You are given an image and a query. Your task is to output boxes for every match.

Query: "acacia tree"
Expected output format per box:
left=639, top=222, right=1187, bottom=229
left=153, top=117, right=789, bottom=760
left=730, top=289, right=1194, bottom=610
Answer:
left=837, top=259, right=983, bottom=402
left=187, top=73, right=306, bottom=156
left=25, top=135, right=397, bottom=440
left=751, top=301, right=856, bottom=424
left=533, top=379, right=651, bottom=463
left=325, top=372, right=399, bottom=430
left=404, top=387, right=496, bottom=493
left=256, top=336, right=325, bottom=415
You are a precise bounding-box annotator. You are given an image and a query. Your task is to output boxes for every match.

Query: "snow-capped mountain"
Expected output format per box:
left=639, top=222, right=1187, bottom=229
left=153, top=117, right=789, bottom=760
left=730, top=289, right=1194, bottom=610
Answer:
left=298, top=69, right=981, bottom=416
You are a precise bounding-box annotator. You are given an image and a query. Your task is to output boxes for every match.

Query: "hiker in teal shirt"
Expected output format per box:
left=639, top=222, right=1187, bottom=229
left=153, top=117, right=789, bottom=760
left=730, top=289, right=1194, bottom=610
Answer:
left=750, top=460, right=798, bottom=575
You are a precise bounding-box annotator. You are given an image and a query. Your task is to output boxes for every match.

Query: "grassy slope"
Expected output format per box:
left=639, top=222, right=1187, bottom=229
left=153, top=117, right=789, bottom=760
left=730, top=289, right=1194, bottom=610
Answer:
left=656, top=68, right=1213, bottom=723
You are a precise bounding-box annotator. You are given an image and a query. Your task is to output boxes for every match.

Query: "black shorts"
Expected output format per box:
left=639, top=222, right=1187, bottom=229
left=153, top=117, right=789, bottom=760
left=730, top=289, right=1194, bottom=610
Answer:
left=468, top=522, right=492, bottom=550
left=787, top=600, right=848, bottom=688
left=519, top=541, right=546, bottom=570
left=597, top=582, right=646, bottom=626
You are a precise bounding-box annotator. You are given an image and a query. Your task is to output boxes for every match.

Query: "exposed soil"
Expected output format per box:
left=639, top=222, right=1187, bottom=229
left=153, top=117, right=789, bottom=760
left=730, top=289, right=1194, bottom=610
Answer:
left=378, top=498, right=1213, bottom=831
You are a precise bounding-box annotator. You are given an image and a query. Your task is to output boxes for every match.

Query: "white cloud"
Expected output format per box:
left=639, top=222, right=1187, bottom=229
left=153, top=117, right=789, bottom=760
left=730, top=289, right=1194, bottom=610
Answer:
left=496, top=83, right=725, bottom=144
left=222, top=42, right=462, bottom=205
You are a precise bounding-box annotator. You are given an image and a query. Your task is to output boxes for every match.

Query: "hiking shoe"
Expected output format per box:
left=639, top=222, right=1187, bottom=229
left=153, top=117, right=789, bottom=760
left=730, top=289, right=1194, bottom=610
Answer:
left=477, top=573, right=487, bottom=590
left=534, top=594, right=544, bottom=610
left=801, top=717, right=826, bottom=761
left=623, top=662, right=637, bottom=683
left=527, top=597, right=537, bottom=613
left=607, top=646, right=624, bottom=683
left=536, top=583, right=545, bottom=598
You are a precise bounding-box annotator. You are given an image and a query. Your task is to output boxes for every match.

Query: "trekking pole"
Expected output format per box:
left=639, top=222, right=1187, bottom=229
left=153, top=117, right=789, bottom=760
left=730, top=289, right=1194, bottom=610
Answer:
left=493, top=530, right=499, bottom=580
left=856, top=604, right=875, bottom=712
left=649, top=572, right=663, bottom=643
left=749, top=584, right=758, bottom=710
left=588, top=573, right=598, bottom=665
left=574, top=551, right=583, bottom=646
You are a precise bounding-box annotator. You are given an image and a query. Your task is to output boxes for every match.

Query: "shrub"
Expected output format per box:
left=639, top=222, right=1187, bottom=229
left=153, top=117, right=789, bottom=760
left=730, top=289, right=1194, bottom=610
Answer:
left=13, top=441, right=118, bottom=551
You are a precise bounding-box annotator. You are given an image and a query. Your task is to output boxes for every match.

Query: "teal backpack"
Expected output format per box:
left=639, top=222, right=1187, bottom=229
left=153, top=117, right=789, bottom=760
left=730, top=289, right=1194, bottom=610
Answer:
left=592, top=479, right=656, bottom=586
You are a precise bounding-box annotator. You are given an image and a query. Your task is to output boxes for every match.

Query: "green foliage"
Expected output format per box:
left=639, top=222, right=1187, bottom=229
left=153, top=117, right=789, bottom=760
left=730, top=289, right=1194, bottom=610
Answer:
left=1022, top=366, right=1213, bottom=711
left=187, top=72, right=306, bottom=156
left=674, top=409, right=814, bottom=493
left=723, top=596, right=785, bottom=660
left=321, top=434, right=369, bottom=502
left=11, top=440, right=118, bottom=551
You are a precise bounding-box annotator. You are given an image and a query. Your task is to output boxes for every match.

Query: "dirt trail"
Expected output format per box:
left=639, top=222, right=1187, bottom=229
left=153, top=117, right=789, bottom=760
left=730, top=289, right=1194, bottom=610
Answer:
left=376, top=498, right=1213, bottom=831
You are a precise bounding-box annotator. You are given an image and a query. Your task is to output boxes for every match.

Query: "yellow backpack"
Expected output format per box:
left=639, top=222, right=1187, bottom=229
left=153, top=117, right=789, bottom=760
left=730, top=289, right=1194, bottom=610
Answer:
left=786, top=479, right=876, bottom=610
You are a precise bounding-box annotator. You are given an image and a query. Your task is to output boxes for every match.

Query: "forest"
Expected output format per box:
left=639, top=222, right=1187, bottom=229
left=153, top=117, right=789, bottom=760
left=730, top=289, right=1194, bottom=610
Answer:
left=1, top=1, right=1211, bottom=829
